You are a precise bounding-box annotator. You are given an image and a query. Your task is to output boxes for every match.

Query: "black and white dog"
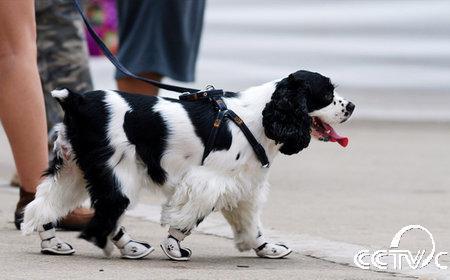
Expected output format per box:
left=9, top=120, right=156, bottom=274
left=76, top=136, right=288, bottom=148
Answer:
left=23, top=70, right=355, bottom=260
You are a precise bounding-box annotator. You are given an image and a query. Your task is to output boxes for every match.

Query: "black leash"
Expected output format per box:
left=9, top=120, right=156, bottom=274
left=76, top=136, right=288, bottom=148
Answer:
left=73, top=0, right=269, bottom=168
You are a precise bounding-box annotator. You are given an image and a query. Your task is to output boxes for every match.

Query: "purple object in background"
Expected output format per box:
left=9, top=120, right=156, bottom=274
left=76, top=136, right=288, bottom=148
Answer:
left=85, top=0, right=118, bottom=56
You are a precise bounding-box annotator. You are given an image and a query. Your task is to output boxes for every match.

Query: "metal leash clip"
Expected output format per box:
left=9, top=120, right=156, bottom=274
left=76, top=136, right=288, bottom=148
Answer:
left=179, top=85, right=221, bottom=101
left=204, top=85, right=215, bottom=91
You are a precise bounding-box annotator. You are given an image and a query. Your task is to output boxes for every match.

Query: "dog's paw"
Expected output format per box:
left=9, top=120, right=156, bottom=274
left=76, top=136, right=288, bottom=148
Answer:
left=160, top=236, right=191, bottom=261
left=254, top=243, right=292, bottom=259
left=41, top=237, right=75, bottom=255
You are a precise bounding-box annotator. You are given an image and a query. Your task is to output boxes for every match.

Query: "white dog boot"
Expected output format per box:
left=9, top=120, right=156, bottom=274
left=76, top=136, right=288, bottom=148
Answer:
left=253, top=236, right=292, bottom=259
left=39, top=223, right=75, bottom=255
left=160, top=228, right=192, bottom=261
left=111, top=226, right=154, bottom=259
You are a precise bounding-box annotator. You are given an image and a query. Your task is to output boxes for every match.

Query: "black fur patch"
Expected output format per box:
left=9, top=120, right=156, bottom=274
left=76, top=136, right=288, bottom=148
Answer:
left=262, top=76, right=312, bottom=155
left=196, top=216, right=205, bottom=226
left=119, top=92, right=168, bottom=185
left=168, top=98, right=233, bottom=154
left=288, top=70, right=335, bottom=112
left=59, top=90, right=130, bottom=248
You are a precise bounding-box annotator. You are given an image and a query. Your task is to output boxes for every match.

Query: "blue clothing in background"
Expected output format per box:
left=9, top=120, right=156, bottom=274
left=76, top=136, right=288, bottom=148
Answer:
left=115, top=0, right=206, bottom=82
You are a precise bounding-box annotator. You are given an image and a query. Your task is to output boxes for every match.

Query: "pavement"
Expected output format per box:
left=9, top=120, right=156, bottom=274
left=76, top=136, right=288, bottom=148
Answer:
left=0, top=186, right=403, bottom=280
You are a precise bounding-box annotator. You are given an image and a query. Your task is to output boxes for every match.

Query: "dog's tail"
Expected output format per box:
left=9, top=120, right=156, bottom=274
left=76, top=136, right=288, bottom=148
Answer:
left=51, top=88, right=84, bottom=113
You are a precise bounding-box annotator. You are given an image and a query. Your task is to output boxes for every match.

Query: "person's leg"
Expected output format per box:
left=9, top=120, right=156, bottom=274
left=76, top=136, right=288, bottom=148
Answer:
left=0, top=0, right=48, bottom=229
left=116, top=72, right=162, bottom=96
left=0, top=2, right=47, bottom=194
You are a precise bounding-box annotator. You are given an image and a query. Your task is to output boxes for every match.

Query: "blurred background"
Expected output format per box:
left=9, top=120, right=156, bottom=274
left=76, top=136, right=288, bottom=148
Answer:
left=89, top=0, right=450, bottom=121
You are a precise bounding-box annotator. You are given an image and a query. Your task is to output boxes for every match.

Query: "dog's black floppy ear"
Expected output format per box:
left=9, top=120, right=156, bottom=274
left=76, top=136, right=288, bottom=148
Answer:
left=262, top=75, right=312, bottom=155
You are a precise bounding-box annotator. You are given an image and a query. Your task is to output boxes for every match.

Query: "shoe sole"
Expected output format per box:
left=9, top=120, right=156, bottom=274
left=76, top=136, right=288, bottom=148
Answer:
left=257, top=248, right=292, bottom=259
left=160, top=244, right=191, bottom=261
left=41, top=248, right=75, bottom=255
left=121, top=246, right=155, bottom=259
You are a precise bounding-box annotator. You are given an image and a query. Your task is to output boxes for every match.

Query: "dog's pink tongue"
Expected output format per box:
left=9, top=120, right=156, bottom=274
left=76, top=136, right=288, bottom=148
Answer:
left=322, top=122, right=349, bottom=147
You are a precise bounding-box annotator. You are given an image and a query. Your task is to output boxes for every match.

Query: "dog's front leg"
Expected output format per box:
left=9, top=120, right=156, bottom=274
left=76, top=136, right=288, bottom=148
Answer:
left=221, top=200, right=260, bottom=251
left=159, top=185, right=216, bottom=261
left=222, top=199, right=292, bottom=259
left=160, top=207, right=213, bottom=261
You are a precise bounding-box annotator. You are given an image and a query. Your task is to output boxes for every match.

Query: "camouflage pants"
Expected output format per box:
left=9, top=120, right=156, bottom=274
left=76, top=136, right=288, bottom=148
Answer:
left=36, top=0, right=93, bottom=132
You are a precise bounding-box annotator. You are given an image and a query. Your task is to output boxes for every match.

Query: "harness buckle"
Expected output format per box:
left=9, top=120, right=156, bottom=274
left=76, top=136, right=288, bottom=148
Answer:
left=213, top=119, right=221, bottom=128
left=212, top=97, right=227, bottom=111
left=233, top=115, right=243, bottom=125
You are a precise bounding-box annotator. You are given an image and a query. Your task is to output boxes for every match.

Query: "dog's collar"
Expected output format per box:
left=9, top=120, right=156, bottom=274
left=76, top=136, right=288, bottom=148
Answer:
left=180, top=89, right=270, bottom=168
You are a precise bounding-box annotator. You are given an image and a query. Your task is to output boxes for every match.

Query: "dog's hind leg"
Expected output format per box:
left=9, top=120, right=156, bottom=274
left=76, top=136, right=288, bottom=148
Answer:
left=22, top=128, right=89, bottom=255
left=78, top=168, right=129, bottom=250
left=22, top=164, right=87, bottom=234
left=79, top=164, right=154, bottom=259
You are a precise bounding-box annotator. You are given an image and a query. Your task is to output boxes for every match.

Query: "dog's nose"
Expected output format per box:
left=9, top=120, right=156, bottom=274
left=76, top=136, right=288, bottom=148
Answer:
left=346, top=102, right=355, bottom=113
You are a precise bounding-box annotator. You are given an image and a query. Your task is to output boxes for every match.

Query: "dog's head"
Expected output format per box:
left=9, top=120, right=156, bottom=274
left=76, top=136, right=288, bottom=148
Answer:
left=262, top=70, right=355, bottom=155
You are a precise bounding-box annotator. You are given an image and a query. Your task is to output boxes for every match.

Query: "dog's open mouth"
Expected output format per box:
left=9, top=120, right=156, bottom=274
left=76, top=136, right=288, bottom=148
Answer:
left=311, top=117, right=348, bottom=147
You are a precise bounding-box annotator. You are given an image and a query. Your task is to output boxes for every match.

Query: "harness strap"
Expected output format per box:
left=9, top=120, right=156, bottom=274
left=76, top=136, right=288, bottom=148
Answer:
left=39, top=223, right=56, bottom=241
left=112, top=227, right=131, bottom=248
left=226, top=111, right=270, bottom=168
left=201, top=94, right=270, bottom=168
left=201, top=109, right=228, bottom=164
left=73, top=0, right=199, bottom=94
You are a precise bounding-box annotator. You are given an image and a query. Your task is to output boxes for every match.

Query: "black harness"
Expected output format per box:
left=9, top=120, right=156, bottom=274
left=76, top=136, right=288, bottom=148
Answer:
left=73, top=0, right=269, bottom=168
left=179, top=89, right=269, bottom=167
